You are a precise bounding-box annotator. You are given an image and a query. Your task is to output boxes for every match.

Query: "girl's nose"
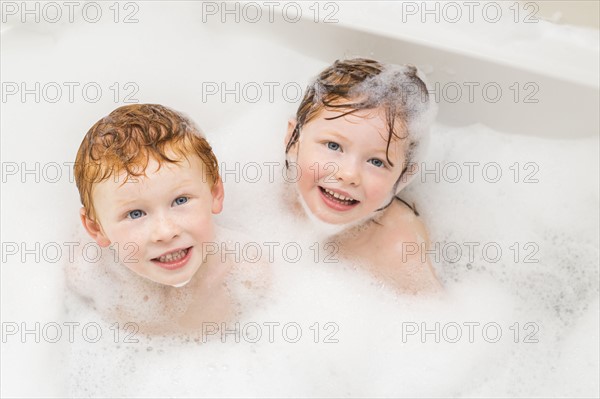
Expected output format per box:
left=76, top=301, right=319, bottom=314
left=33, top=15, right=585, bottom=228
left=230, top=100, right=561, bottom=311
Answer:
left=335, top=158, right=361, bottom=186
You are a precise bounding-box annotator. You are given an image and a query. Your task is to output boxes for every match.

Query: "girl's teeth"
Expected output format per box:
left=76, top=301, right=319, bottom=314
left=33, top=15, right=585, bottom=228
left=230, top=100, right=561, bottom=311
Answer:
left=157, top=249, right=187, bottom=263
left=325, top=188, right=353, bottom=202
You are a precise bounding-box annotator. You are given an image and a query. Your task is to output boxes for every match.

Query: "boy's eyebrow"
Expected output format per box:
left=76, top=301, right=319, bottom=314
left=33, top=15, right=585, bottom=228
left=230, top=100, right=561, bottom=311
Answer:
left=113, top=197, right=141, bottom=209
left=170, top=179, right=199, bottom=190
left=177, top=178, right=196, bottom=186
left=110, top=178, right=199, bottom=209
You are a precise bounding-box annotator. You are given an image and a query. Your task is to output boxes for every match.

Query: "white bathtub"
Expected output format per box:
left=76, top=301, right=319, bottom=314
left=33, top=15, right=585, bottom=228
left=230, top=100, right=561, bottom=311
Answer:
left=1, top=1, right=598, bottom=397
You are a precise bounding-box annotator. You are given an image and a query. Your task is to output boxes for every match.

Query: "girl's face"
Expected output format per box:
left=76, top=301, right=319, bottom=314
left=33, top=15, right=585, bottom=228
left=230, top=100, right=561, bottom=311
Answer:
left=286, top=107, right=407, bottom=225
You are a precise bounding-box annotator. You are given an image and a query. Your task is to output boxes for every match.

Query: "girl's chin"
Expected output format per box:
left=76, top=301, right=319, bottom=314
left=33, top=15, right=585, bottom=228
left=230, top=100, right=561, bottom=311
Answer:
left=314, top=210, right=357, bottom=225
left=304, top=202, right=370, bottom=238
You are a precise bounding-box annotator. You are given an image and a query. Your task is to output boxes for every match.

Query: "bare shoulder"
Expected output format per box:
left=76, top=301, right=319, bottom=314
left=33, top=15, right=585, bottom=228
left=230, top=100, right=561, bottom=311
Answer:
left=377, top=199, right=429, bottom=245
left=370, top=200, right=443, bottom=294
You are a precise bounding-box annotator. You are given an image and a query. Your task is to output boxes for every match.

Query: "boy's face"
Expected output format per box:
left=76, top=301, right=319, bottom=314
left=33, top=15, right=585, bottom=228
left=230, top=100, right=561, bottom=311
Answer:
left=82, top=154, right=224, bottom=287
left=287, top=107, right=406, bottom=225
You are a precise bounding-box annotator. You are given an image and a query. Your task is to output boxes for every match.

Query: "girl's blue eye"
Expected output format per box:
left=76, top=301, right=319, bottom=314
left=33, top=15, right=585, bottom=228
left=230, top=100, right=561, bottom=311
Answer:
left=327, top=142, right=340, bottom=151
left=369, top=158, right=385, bottom=168
left=173, top=196, right=188, bottom=206
left=128, top=209, right=145, bottom=219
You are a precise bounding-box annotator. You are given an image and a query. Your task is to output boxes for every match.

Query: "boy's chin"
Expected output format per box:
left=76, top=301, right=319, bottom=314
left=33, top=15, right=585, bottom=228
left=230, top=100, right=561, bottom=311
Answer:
left=145, top=269, right=195, bottom=288
left=164, top=268, right=198, bottom=288
left=171, top=278, right=192, bottom=288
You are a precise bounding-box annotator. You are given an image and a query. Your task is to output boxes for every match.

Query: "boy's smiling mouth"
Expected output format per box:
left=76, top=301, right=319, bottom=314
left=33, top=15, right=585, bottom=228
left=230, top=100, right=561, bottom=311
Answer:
left=151, top=247, right=193, bottom=270
left=318, top=186, right=360, bottom=211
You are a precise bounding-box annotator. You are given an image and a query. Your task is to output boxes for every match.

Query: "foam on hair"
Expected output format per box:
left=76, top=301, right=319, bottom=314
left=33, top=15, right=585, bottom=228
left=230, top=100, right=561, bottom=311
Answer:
left=289, top=58, right=437, bottom=194
left=348, top=64, right=437, bottom=191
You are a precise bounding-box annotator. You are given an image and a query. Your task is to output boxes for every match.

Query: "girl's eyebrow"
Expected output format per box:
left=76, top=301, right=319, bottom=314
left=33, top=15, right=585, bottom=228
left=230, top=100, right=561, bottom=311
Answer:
left=319, top=130, right=349, bottom=142
left=371, top=149, right=390, bottom=157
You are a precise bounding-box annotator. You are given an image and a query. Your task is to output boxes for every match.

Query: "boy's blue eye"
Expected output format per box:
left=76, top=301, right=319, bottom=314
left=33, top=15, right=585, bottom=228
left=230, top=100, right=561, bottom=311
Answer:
left=128, top=209, right=145, bottom=219
left=173, top=196, right=188, bottom=206
left=327, top=142, right=340, bottom=151
left=369, top=158, right=385, bottom=168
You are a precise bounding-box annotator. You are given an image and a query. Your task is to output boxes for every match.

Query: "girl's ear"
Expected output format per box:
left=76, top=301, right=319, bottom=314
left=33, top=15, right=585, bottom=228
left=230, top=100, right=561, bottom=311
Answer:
left=211, top=178, right=225, bottom=214
left=284, top=118, right=297, bottom=148
left=394, top=162, right=419, bottom=193
left=79, top=208, right=111, bottom=247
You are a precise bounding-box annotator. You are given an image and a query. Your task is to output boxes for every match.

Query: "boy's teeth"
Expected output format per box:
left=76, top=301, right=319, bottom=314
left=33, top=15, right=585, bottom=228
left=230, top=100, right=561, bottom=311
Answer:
left=157, top=248, right=187, bottom=263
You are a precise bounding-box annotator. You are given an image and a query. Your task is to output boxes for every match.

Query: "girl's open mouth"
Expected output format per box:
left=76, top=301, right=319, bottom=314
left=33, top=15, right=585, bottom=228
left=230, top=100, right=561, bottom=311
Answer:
left=151, top=247, right=192, bottom=270
left=318, top=186, right=360, bottom=211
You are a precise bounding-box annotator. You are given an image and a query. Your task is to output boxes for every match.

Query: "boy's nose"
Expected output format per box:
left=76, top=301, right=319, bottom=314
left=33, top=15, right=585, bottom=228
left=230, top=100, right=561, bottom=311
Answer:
left=151, top=214, right=181, bottom=242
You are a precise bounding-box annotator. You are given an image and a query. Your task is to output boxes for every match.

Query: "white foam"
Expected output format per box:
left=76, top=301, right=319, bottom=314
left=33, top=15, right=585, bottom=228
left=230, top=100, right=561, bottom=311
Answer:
left=2, top=3, right=598, bottom=398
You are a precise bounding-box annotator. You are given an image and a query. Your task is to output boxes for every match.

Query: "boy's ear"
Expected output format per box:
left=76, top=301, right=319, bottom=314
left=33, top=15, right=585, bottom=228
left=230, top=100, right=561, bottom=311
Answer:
left=284, top=118, right=297, bottom=148
left=211, top=178, right=225, bottom=214
left=79, top=208, right=111, bottom=247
